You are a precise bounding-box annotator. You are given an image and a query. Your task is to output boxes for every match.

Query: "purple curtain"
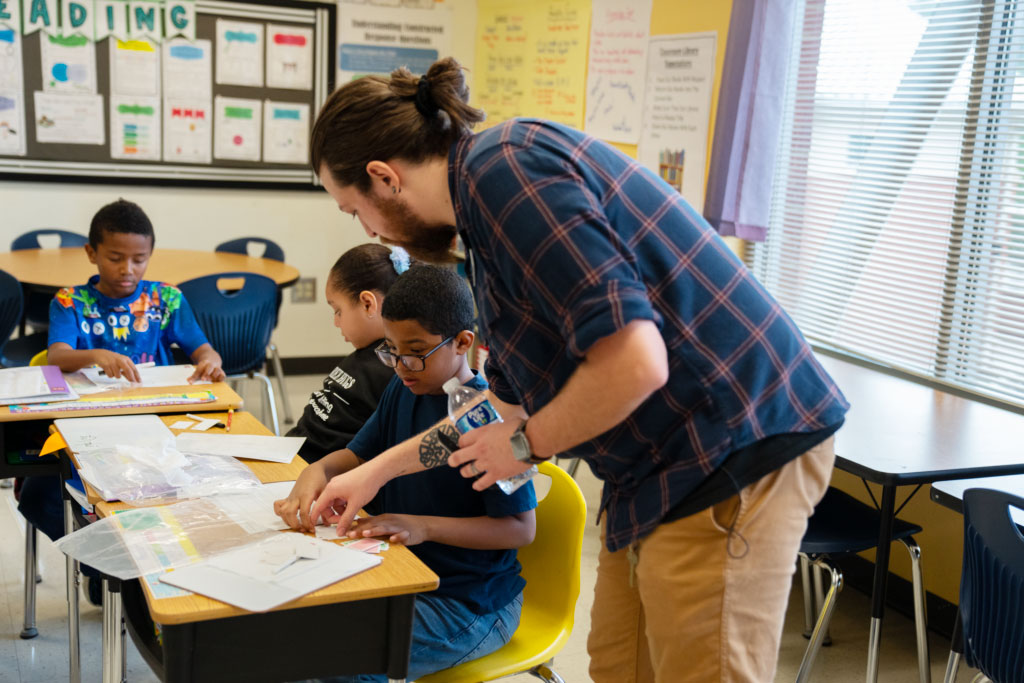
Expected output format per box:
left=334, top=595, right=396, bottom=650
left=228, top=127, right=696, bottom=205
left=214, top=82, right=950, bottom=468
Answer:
left=703, top=0, right=800, bottom=242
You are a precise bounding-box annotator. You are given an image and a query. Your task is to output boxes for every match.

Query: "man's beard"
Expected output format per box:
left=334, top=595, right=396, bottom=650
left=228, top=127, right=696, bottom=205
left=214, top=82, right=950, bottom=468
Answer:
left=373, top=194, right=459, bottom=264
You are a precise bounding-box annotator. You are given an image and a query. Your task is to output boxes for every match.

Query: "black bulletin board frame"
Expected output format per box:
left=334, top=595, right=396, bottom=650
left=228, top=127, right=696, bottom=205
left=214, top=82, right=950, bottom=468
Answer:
left=0, top=0, right=335, bottom=189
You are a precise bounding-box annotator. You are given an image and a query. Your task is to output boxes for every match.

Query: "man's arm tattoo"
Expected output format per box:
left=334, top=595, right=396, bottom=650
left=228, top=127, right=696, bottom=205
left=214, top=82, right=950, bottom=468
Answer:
left=419, top=423, right=460, bottom=468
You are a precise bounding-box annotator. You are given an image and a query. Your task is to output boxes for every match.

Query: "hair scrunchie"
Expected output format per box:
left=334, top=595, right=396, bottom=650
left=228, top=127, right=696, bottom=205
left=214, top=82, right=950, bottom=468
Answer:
left=414, top=75, right=440, bottom=118
left=389, top=246, right=411, bottom=274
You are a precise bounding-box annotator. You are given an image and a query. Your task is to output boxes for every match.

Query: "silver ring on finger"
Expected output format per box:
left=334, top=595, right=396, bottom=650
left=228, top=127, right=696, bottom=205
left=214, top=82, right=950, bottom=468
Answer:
left=469, top=462, right=480, bottom=476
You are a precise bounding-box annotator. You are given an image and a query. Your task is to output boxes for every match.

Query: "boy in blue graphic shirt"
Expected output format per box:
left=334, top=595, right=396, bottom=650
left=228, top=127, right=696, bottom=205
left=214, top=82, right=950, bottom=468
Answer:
left=275, top=266, right=536, bottom=682
left=47, top=198, right=224, bottom=382
left=19, top=198, right=224, bottom=606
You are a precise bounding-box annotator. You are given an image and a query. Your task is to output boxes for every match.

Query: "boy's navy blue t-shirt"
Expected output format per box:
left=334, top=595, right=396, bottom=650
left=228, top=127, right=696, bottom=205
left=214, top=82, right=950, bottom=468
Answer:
left=347, top=373, right=537, bottom=615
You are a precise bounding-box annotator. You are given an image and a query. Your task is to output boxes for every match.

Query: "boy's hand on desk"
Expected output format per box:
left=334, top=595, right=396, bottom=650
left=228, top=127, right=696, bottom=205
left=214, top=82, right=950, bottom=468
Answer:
left=274, top=468, right=328, bottom=532
left=347, top=514, right=427, bottom=546
left=311, top=466, right=382, bottom=536
left=189, top=359, right=226, bottom=383
left=92, top=349, right=141, bottom=383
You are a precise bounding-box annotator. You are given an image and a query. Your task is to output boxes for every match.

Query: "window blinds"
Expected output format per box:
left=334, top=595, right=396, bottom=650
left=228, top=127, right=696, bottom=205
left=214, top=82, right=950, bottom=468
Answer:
left=751, top=0, right=1024, bottom=406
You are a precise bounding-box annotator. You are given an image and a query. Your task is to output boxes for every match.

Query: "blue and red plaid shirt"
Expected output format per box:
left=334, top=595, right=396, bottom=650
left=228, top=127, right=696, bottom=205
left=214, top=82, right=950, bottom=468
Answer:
left=449, top=119, right=849, bottom=551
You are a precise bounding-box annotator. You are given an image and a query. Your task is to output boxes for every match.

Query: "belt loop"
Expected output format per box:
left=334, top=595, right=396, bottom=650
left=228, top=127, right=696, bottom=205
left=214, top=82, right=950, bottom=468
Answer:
left=626, top=543, right=639, bottom=588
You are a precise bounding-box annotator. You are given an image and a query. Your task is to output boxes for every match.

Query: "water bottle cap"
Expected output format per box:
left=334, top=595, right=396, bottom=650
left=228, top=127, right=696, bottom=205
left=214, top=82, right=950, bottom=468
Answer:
left=442, top=378, right=462, bottom=394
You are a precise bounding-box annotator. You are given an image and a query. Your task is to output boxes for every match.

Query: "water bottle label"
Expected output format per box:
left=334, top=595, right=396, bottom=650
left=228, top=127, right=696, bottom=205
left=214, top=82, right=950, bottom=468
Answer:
left=455, top=401, right=500, bottom=433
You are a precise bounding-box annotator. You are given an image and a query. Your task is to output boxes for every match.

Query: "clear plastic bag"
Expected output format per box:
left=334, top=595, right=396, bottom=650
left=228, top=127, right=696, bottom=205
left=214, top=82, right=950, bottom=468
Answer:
left=54, top=497, right=279, bottom=580
left=77, top=446, right=260, bottom=506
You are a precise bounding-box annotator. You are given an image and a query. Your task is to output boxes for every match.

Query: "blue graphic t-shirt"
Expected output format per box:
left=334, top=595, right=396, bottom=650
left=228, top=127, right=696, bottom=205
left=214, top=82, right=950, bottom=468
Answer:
left=48, top=275, right=209, bottom=366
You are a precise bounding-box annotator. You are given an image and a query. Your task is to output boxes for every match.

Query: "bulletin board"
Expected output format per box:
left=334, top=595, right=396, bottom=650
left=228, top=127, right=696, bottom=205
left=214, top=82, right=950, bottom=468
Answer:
left=0, top=0, right=335, bottom=187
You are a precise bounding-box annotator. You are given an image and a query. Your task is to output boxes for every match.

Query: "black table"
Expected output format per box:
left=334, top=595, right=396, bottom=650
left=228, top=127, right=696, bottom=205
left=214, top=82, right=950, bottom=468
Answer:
left=818, top=353, right=1024, bottom=683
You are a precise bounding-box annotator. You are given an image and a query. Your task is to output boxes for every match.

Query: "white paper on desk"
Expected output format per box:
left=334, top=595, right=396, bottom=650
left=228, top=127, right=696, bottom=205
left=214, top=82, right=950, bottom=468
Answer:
left=0, top=366, right=48, bottom=399
left=209, top=481, right=294, bottom=534
left=175, top=433, right=303, bottom=464
left=159, top=534, right=381, bottom=612
left=79, top=364, right=206, bottom=389
left=56, top=414, right=175, bottom=453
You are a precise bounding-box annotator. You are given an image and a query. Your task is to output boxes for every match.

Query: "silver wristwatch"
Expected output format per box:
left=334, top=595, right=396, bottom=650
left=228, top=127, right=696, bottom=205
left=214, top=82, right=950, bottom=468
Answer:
left=510, top=421, right=547, bottom=464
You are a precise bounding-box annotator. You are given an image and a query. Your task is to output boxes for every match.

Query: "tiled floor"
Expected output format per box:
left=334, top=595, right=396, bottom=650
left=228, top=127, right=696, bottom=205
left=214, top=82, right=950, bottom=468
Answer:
left=0, top=373, right=982, bottom=682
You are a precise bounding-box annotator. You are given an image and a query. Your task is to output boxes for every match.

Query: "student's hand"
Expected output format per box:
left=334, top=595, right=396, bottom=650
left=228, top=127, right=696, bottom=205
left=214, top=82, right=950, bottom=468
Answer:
left=189, top=359, right=226, bottom=383
left=273, top=467, right=328, bottom=532
left=91, top=349, right=141, bottom=383
left=346, top=513, right=428, bottom=546
left=310, top=465, right=383, bottom=536
left=448, top=418, right=533, bottom=491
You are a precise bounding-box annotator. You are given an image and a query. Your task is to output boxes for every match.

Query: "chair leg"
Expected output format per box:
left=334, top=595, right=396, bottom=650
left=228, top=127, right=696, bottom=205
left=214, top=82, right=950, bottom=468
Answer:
left=800, top=554, right=815, bottom=638
left=267, top=343, right=294, bottom=425
left=21, top=523, right=38, bottom=639
left=795, top=556, right=843, bottom=683
left=252, top=372, right=281, bottom=436
left=529, top=662, right=566, bottom=683
left=943, top=609, right=963, bottom=683
left=900, top=537, right=930, bottom=683
left=812, top=562, right=833, bottom=646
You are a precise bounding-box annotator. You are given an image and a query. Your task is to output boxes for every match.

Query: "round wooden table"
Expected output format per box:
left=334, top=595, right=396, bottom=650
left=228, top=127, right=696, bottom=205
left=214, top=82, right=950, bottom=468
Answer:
left=0, top=247, right=301, bottom=289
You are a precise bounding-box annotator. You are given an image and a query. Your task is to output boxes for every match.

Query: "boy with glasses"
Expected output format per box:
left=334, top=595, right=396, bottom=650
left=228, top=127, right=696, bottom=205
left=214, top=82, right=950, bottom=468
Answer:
left=274, top=265, right=536, bottom=682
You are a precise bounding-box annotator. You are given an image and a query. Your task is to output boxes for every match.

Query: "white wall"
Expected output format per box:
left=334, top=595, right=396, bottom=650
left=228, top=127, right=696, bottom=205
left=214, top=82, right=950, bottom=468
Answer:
left=0, top=0, right=477, bottom=360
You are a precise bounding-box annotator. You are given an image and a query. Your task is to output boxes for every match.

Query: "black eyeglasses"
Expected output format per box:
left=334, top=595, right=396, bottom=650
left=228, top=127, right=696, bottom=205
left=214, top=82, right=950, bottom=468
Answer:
left=375, top=336, right=453, bottom=372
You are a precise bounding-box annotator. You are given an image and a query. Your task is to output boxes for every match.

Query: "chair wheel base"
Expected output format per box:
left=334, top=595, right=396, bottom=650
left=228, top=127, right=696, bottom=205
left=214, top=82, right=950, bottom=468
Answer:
left=20, top=627, right=38, bottom=639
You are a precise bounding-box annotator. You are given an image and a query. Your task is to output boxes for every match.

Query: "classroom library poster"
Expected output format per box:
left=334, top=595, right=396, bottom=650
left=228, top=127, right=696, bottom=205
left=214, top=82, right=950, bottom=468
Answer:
left=638, top=32, right=716, bottom=210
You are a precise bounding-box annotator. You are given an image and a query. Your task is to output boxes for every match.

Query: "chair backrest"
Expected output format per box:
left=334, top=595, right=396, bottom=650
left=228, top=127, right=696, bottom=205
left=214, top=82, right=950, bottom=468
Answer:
left=177, top=273, right=277, bottom=375
left=215, top=237, right=285, bottom=263
left=11, top=229, right=88, bottom=251
left=960, top=487, right=1024, bottom=683
left=519, top=461, right=587, bottom=645
left=0, top=269, right=24, bottom=359
left=29, top=350, right=48, bottom=366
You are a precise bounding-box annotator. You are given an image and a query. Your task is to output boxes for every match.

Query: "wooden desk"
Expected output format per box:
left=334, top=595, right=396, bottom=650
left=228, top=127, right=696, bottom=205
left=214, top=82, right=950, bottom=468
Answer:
left=0, top=381, right=243, bottom=423
left=88, top=440, right=438, bottom=682
left=0, top=247, right=300, bottom=289
left=819, top=352, right=1024, bottom=683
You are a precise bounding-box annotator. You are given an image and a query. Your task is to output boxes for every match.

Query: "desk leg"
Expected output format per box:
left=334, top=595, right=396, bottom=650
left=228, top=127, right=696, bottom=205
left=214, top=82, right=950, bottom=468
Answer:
left=64, top=499, right=81, bottom=683
left=386, top=594, right=415, bottom=682
left=101, top=579, right=124, bottom=683
left=866, top=485, right=897, bottom=683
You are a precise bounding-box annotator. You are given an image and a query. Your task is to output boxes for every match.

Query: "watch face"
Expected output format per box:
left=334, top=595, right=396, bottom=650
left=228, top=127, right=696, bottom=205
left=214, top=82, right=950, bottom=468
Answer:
left=510, top=429, right=532, bottom=462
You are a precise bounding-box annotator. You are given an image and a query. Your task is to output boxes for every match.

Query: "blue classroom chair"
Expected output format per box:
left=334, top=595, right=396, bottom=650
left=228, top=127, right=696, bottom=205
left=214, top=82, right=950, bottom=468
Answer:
left=214, top=237, right=293, bottom=426
left=5, top=229, right=88, bottom=366
left=947, top=488, right=1024, bottom=683
left=178, top=272, right=281, bottom=434
left=0, top=268, right=25, bottom=366
left=796, top=487, right=929, bottom=682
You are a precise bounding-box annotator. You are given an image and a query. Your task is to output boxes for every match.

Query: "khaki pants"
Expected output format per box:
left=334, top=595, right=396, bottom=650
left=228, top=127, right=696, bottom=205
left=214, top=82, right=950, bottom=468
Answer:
left=588, top=438, right=835, bottom=683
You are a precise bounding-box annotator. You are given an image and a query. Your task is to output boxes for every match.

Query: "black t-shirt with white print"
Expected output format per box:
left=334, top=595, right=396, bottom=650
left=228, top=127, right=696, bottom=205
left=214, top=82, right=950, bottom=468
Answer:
left=286, top=341, right=394, bottom=463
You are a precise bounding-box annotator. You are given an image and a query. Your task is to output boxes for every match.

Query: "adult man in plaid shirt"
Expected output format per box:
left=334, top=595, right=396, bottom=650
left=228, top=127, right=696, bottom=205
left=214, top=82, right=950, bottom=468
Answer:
left=308, top=59, right=848, bottom=682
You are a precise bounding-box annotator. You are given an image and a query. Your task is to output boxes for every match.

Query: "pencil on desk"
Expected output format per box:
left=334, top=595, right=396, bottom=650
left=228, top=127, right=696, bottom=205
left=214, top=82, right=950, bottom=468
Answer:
left=227, top=408, right=233, bottom=432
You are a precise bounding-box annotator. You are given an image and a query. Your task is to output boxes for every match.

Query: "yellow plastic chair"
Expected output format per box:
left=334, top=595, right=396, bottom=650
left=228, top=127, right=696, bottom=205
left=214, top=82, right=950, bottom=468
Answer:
left=29, top=349, right=47, bottom=366
left=418, top=460, right=587, bottom=683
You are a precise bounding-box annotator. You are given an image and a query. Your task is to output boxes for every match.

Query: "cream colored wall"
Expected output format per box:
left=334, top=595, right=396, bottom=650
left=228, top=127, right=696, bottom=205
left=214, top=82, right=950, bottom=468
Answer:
left=0, top=0, right=478, bottom=360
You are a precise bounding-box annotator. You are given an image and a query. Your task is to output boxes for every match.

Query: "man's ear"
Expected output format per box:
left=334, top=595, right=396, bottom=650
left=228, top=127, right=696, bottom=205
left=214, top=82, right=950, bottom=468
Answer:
left=454, top=329, right=475, bottom=354
left=366, top=161, right=400, bottom=193
left=84, top=244, right=97, bottom=264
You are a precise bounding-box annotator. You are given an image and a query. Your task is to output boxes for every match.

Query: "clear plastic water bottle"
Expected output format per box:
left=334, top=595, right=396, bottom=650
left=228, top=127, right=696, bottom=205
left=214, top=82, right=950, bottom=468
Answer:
left=443, top=377, right=537, bottom=495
